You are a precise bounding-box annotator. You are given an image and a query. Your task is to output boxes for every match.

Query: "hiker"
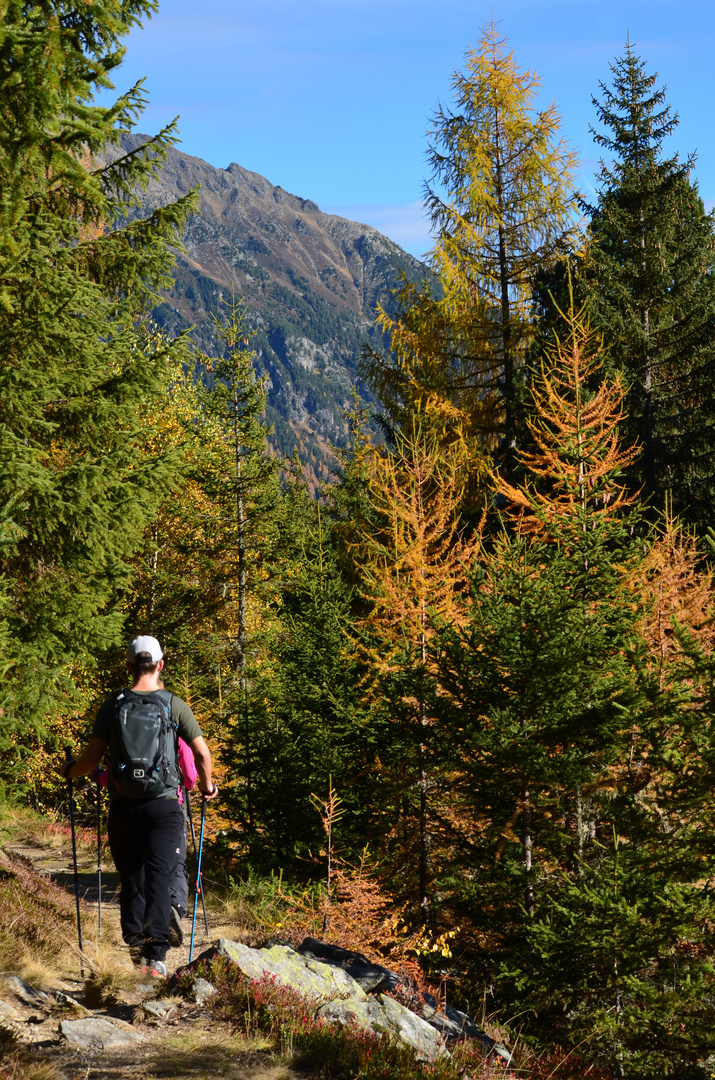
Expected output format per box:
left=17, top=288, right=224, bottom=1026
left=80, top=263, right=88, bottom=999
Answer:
left=61, top=635, right=218, bottom=977
left=90, top=732, right=198, bottom=948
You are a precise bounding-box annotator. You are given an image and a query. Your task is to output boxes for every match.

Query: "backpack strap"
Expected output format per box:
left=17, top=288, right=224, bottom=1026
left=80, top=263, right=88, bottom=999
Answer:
left=154, top=689, right=179, bottom=772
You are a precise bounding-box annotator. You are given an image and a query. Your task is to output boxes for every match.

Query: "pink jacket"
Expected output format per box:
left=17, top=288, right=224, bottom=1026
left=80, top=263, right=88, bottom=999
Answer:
left=93, top=737, right=197, bottom=802
left=177, top=738, right=198, bottom=801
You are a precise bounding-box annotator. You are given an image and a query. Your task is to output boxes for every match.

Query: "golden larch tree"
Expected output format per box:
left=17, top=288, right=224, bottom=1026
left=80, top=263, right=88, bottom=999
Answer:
left=363, top=22, right=579, bottom=463
left=354, top=427, right=481, bottom=925
left=497, top=299, right=638, bottom=542
left=635, top=507, right=715, bottom=682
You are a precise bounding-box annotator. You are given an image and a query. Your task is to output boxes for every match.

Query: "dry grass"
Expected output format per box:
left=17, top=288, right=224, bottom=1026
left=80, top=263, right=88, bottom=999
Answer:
left=81, top=937, right=145, bottom=1007
left=0, top=803, right=126, bottom=989
left=204, top=922, right=261, bottom=946
left=0, top=1048, right=65, bottom=1079
left=0, top=851, right=84, bottom=986
left=208, top=873, right=295, bottom=942
left=0, top=805, right=96, bottom=857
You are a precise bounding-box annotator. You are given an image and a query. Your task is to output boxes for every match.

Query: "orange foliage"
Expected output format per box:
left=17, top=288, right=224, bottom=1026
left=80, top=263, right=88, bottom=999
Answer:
left=497, top=300, right=638, bottom=540
left=356, top=427, right=482, bottom=676
left=278, top=850, right=436, bottom=977
left=634, top=507, right=715, bottom=676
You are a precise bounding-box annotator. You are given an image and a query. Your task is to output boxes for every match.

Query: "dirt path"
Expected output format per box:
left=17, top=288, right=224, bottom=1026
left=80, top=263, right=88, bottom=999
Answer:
left=0, top=831, right=294, bottom=1080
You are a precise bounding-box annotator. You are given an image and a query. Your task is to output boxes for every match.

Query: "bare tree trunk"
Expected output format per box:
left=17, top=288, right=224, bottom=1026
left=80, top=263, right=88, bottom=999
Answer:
left=234, top=412, right=253, bottom=829
left=639, top=205, right=655, bottom=509
left=494, top=116, right=515, bottom=473
left=236, top=453, right=246, bottom=679
left=419, top=701, right=429, bottom=928
left=575, top=780, right=584, bottom=874
left=522, top=780, right=534, bottom=917
left=148, top=539, right=159, bottom=637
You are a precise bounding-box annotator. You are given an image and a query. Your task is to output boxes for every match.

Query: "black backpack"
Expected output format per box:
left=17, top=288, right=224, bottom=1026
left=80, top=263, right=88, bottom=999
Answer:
left=109, top=688, right=179, bottom=799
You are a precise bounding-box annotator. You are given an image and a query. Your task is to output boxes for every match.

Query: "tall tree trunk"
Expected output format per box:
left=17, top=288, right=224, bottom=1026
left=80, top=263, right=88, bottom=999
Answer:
left=493, top=121, right=515, bottom=476
left=639, top=205, right=655, bottom=509
left=575, top=780, right=584, bottom=874
left=234, top=413, right=253, bottom=829
left=418, top=467, right=430, bottom=927
left=148, top=527, right=159, bottom=636
left=419, top=699, right=429, bottom=927
left=522, top=779, right=534, bottom=917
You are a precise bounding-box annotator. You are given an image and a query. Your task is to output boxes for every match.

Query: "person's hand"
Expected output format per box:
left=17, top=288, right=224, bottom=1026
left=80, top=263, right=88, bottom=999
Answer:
left=200, top=782, right=219, bottom=801
left=61, top=757, right=77, bottom=780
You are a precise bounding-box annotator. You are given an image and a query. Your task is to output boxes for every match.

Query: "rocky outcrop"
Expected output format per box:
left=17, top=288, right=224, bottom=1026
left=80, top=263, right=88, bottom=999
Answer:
left=177, top=936, right=510, bottom=1066
left=211, top=939, right=368, bottom=1003
left=317, top=994, right=446, bottom=1062
left=296, top=937, right=510, bottom=1061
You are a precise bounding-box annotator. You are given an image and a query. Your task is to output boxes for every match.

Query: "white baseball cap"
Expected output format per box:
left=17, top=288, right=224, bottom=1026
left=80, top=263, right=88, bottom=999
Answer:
left=127, top=635, right=163, bottom=662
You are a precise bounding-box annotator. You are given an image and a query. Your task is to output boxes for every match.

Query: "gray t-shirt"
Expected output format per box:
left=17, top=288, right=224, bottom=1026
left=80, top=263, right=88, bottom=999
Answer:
left=93, top=689, right=203, bottom=801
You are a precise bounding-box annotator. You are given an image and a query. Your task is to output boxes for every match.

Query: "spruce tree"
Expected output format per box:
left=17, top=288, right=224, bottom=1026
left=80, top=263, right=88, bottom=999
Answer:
left=430, top=298, right=638, bottom=982
left=433, top=301, right=715, bottom=1074
left=234, top=506, right=367, bottom=870
left=585, top=41, right=715, bottom=526
left=0, top=0, right=197, bottom=752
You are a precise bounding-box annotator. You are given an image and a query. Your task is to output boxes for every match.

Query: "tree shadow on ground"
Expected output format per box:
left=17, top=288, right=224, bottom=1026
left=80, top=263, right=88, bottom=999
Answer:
left=140, top=1032, right=297, bottom=1080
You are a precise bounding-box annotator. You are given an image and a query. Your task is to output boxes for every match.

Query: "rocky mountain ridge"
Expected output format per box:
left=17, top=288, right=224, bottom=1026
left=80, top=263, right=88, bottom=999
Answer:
left=112, top=135, right=429, bottom=482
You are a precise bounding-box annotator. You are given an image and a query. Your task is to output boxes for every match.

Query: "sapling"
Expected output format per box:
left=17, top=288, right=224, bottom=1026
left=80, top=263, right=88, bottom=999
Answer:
left=310, top=778, right=345, bottom=933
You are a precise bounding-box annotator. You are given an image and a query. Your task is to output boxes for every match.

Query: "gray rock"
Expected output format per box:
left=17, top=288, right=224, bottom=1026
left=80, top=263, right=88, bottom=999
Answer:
left=297, top=937, right=399, bottom=993
left=59, top=1017, right=144, bottom=1050
left=183, top=937, right=509, bottom=1065
left=191, top=978, right=217, bottom=1004
left=143, top=999, right=176, bottom=1019
left=53, top=991, right=90, bottom=1015
left=318, top=993, right=446, bottom=1063
left=198, top=939, right=366, bottom=1003
left=422, top=999, right=511, bottom=1063
left=6, top=976, right=50, bottom=1006
left=0, top=999, right=21, bottom=1021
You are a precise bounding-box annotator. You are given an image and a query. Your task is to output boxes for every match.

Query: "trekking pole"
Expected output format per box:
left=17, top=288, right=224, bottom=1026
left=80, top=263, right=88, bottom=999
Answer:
left=96, top=781, right=102, bottom=935
left=64, top=747, right=85, bottom=979
left=189, top=793, right=208, bottom=964
left=186, top=790, right=210, bottom=938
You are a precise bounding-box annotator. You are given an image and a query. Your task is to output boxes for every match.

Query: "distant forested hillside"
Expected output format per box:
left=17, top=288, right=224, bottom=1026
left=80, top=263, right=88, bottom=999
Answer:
left=108, top=135, right=429, bottom=485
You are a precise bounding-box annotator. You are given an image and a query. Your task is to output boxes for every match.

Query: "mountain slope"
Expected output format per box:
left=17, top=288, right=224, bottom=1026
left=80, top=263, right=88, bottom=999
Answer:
left=113, top=135, right=428, bottom=482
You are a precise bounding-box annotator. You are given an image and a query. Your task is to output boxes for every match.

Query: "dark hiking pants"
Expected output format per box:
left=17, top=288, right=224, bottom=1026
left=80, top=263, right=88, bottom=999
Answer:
left=170, top=802, right=189, bottom=919
left=108, top=798, right=184, bottom=963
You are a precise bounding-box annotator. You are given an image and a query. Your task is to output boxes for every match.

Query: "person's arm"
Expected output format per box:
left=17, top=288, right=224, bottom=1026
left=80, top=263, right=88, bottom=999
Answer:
left=62, top=738, right=107, bottom=781
left=189, top=736, right=218, bottom=800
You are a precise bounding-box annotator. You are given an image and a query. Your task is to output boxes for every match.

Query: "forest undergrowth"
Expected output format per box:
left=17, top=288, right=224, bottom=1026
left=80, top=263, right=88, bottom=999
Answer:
left=0, top=806, right=615, bottom=1080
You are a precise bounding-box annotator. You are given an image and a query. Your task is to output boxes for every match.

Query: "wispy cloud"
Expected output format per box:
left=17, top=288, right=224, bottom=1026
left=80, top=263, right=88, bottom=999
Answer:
left=324, top=200, right=433, bottom=257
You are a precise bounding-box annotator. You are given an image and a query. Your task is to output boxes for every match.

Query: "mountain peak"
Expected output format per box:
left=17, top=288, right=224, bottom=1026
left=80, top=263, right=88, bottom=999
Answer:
left=114, top=135, right=428, bottom=487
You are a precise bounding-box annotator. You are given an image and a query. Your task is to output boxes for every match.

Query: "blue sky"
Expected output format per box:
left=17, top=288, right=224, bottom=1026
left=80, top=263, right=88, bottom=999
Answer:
left=108, top=1, right=715, bottom=255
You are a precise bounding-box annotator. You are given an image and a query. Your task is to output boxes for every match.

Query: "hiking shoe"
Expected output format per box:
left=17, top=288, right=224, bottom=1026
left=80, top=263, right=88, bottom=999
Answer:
left=141, top=959, right=167, bottom=978
left=169, top=905, right=184, bottom=948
